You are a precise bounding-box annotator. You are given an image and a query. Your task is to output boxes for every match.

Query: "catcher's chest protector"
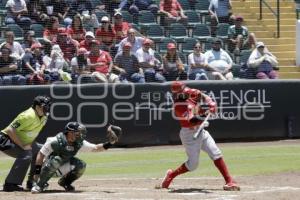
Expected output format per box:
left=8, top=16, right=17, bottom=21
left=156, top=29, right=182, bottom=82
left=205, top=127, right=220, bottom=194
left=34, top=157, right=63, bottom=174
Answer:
left=50, top=132, right=83, bottom=160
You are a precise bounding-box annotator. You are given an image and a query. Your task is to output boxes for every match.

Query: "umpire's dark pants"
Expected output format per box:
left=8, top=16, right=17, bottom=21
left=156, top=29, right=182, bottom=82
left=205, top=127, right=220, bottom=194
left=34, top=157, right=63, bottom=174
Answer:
left=0, top=133, right=42, bottom=185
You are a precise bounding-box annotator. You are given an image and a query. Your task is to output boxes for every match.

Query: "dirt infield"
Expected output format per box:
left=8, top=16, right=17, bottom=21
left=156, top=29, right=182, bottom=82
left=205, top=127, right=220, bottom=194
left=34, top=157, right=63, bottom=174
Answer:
left=1, top=172, right=300, bottom=200
left=1, top=140, right=300, bottom=200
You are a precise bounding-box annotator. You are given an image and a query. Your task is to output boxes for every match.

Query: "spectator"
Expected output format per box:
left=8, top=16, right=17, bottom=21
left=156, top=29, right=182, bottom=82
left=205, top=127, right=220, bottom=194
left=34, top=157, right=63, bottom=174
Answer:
left=70, top=47, right=94, bottom=84
left=95, top=16, right=116, bottom=52
left=120, top=0, right=158, bottom=16
left=113, top=11, right=132, bottom=43
left=162, top=42, right=186, bottom=81
left=21, top=43, right=49, bottom=85
left=159, top=0, right=188, bottom=27
left=79, top=31, right=95, bottom=52
left=102, top=0, right=121, bottom=16
left=209, top=0, right=233, bottom=36
left=43, top=45, right=69, bottom=82
left=0, top=31, right=25, bottom=60
left=248, top=42, right=279, bottom=79
left=5, top=0, right=32, bottom=30
left=27, top=0, right=48, bottom=25
left=114, top=42, right=145, bottom=83
left=21, top=31, right=39, bottom=51
left=136, top=39, right=165, bottom=83
left=43, top=16, right=60, bottom=43
left=204, top=38, right=233, bottom=80
left=69, top=0, right=93, bottom=18
left=118, top=28, right=144, bottom=55
left=228, top=15, right=256, bottom=55
left=0, top=47, right=26, bottom=85
left=188, top=42, right=209, bottom=80
left=87, top=40, right=119, bottom=83
left=67, top=14, right=86, bottom=42
left=44, top=0, right=70, bottom=25
left=56, top=28, right=79, bottom=63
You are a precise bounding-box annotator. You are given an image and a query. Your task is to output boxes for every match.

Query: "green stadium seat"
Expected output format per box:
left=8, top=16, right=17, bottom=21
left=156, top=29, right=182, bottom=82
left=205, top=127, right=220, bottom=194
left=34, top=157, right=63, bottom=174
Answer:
left=185, top=10, right=202, bottom=29
left=138, top=10, right=157, bottom=30
left=169, top=23, right=188, bottom=43
left=216, top=23, right=230, bottom=40
left=195, top=0, right=210, bottom=16
left=145, top=24, right=165, bottom=43
left=154, top=51, right=162, bottom=63
left=30, top=24, right=45, bottom=38
left=7, top=24, right=24, bottom=41
left=192, top=24, right=211, bottom=41
left=182, top=37, right=198, bottom=54
left=178, top=0, right=191, bottom=10
left=120, top=11, right=134, bottom=24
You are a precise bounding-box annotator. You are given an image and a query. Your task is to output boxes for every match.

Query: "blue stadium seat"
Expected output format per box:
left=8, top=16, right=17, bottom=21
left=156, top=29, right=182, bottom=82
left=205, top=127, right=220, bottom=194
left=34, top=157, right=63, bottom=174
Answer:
left=169, top=23, right=188, bottom=43
left=146, top=24, right=165, bottom=43
left=192, top=24, right=211, bottom=41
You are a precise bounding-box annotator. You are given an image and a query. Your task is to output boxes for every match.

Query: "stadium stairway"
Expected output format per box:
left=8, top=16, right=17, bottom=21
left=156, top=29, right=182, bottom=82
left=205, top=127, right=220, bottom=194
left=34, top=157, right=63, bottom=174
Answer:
left=232, top=0, right=300, bottom=79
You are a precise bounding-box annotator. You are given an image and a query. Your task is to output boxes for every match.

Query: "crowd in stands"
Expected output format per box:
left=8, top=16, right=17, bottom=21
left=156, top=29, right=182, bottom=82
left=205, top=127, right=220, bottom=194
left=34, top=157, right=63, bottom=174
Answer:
left=0, top=0, right=280, bottom=86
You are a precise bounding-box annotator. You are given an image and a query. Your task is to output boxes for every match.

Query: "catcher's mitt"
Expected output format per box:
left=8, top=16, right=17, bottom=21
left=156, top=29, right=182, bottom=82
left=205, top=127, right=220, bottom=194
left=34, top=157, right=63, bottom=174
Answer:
left=107, top=125, right=122, bottom=144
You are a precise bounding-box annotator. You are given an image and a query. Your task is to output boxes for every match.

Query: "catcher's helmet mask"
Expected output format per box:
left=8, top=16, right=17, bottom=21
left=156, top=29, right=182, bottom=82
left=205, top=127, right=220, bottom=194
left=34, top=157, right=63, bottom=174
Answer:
left=64, top=122, right=87, bottom=139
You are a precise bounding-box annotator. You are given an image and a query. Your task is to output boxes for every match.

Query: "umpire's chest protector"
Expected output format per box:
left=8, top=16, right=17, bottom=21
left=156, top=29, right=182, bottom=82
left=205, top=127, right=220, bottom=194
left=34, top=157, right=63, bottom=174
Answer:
left=50, top=132, right=83, bottom=160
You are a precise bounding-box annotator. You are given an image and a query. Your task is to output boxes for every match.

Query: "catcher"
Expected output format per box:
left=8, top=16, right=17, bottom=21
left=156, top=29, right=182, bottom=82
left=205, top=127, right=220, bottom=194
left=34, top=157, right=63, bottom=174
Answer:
left=31, top=122, right=122, bottom=193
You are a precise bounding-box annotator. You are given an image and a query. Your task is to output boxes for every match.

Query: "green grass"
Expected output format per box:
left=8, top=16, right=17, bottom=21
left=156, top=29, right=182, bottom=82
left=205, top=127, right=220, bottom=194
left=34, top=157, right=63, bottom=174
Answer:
left=1, top=143, right=300, bottom=182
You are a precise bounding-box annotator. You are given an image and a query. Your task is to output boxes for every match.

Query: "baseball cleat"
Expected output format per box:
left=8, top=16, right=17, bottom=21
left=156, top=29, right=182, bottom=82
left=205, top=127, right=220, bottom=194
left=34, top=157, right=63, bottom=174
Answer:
left=223, top=181, right=240, bottom=191
left=161, top=169, right=174, bottom=189
left=31, top=185, right=43, bottom=194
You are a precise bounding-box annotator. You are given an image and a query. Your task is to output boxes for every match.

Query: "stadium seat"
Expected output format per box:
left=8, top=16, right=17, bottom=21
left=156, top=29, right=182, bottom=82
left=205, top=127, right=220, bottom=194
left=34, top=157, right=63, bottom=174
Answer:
left=146, top=24, right=165, bottom=43
left=138, top=10, right=157, bottom=29
left=94, top=10, right=109, bottom=22
left=158, top=37, right=176, bottom=53
left=178, top=0, right=191, bottom=10
left=169, top=23, right=188, bottom=43
left=216, top=23, right=230, bottom=40
left=7, top=24, right=24, bottom=41
left=0, top=0, right=7, bottom=26
left=239, top=49, right=252, bottom=65
left=30, top=24, right=45, bottom=38
left=182, top=37, right=198, bottom=54
left=121, top=11, right=134, bottom=24
left=203, top=37, right=215, bottom=51
left=185, top=10, right=202, bottom=29
left=192, top=24, right=211, bottom=41
left=154, top=51, right=162, bottom=63
left=178, top=51, right=187, bottom=65
left=195, top=0, right=210, bottom=16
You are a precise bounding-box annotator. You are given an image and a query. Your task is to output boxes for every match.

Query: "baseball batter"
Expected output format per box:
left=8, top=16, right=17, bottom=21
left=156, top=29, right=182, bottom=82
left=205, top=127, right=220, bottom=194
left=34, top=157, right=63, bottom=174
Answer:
left=31, top=122, right=122, bottom=193
left=158, top=81, right=240, bottom=191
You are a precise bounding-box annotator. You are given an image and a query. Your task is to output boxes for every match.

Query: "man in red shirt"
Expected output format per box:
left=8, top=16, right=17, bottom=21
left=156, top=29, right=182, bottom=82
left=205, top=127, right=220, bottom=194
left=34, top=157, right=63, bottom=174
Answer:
left=87, top=40, right=119, bottom=83
left=79, top=31, right=96, bottom=52
left=113, top=11, right=132, bottom=43
left=159, top=0, right=187, bottom=27
left=157, top=81, right=240, bottom=191
left=56, top=28, right=79, bottom=63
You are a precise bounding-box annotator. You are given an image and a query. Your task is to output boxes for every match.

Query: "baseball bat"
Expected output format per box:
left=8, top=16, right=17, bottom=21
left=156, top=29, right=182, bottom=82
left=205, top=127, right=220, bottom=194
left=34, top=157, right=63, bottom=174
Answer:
left=193, top=113, right=211, bottom=140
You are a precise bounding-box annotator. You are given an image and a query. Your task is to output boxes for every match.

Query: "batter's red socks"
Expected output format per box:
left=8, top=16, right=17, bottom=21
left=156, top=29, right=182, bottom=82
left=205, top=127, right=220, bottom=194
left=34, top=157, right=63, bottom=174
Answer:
left=161, top=163, right=189, bottom=188
left=172, top=163, right=189, bottom=178
left=213, top=157, right=233, bottom=183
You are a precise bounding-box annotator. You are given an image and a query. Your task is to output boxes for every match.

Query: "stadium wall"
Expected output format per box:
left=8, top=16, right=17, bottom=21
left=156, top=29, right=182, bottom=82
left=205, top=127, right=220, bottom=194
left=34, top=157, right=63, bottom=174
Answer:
left=0, top=80, right=299, bottom=146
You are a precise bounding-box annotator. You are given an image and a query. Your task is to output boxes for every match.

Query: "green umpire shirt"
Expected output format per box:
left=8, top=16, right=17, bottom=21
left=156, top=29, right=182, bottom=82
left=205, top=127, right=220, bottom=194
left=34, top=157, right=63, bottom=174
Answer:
left=1, top=107, right=48, bottom=145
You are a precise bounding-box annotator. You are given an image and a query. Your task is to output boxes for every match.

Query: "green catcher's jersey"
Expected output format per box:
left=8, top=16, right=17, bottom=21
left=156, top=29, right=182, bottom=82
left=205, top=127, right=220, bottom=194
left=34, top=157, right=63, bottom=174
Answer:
left=50, top=132, right=84, bottom=160
left=1, top=107, right=48, bottom=145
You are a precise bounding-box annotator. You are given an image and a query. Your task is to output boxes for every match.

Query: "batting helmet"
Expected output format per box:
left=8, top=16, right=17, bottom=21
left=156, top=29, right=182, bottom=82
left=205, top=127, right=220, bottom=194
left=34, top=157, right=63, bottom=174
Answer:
left=171, top=81, right=186, bottom=94
left=33, top=95, right=51, bottom=115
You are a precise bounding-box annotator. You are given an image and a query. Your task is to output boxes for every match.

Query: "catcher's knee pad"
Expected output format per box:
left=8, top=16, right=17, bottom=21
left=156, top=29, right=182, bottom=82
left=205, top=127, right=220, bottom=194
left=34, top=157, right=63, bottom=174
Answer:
left=71, top=158, right=86, bottom=175
left=186, top=157, right=199, bottom=171
left=45, top=156, right=64, bottom=172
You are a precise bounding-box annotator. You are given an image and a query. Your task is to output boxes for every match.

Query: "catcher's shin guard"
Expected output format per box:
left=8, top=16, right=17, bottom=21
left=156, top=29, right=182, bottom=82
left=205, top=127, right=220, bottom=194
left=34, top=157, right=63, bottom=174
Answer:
left=38, top=156, right=64, bottom=188
left=59, top=158, right=86, bottom=191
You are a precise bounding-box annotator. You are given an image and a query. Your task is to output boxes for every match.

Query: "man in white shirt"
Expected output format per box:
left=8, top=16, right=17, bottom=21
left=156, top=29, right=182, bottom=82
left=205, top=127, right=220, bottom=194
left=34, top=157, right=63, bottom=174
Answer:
left=135, top=38, right=166, bottom=82
left=204, top=38, right=233, bottom=80
left=5, top=0, right=32, bottom=30
left=0, top=31, right=25, bottom=60
left=117, top=28, right=144, bottom=56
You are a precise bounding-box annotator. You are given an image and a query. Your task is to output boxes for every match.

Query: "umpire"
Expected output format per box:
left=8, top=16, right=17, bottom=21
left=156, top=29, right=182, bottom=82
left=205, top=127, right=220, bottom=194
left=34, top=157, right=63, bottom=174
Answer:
left=0, top=95, right=51, bottom=192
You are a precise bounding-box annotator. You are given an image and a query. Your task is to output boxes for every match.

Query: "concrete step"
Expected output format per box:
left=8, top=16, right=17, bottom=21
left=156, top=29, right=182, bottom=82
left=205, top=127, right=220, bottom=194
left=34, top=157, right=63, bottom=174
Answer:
left=235, top=13, right=296, bottom=19
left=277, top=58, right=296, bottom=65
left=267, top=44, right=296, bottom=51
left=273, top=51, right=295, bottom=59
left=254, top=30, right=274, bottom=38
left=279, top=72, right=300, bottom=79
left=279, top=66, right=300, bottom=72
left=245, top=19, right=296, bottom=26
left=258, top=37, right=295, bottom=44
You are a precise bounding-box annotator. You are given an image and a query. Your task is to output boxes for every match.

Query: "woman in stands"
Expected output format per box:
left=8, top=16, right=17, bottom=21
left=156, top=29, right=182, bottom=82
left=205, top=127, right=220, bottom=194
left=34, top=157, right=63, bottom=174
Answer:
left=162, top=43, right=186, bottom=81
left=95, top=16, right=116, bottom=53
left=188, top=42, right=209, bottom=80
left=67, top=14, right=86, bottom=42
left=43, top=16, right=60, bottom=44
